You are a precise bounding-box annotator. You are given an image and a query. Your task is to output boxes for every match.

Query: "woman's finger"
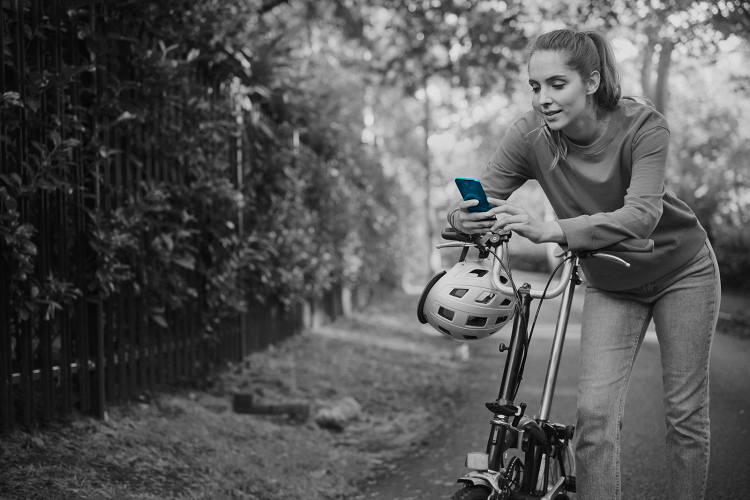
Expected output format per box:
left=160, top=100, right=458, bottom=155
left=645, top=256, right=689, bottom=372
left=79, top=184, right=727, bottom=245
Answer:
left=490, top=213, right=513, bottom=232
left=458, top=199, right=479, bottom=210
left=487, top=197, right=506, bottom=207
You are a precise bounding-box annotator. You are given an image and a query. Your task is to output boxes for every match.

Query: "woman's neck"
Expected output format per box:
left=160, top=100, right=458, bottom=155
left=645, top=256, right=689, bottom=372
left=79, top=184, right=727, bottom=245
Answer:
left=565, top=107, right=610, bottom=147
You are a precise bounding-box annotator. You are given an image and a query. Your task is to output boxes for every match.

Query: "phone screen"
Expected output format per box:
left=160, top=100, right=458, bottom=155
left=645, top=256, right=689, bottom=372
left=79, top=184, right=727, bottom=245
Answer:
left=455, top=177, right=492, bottom=213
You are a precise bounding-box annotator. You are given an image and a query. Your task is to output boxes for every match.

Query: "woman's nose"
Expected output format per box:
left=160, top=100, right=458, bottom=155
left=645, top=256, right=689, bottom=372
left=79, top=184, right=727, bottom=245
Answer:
left=539, top=88, right=552, bottom=105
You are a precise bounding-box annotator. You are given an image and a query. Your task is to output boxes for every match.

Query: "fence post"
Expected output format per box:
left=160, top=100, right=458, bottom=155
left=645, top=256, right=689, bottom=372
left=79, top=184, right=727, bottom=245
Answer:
left=0, top=0, right=11, bottom=434
left=0, top=255, right=12, bottom=433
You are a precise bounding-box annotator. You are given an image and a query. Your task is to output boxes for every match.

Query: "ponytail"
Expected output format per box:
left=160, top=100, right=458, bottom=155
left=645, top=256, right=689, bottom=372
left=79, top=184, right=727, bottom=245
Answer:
left=584, top=31, right=622, bottom=111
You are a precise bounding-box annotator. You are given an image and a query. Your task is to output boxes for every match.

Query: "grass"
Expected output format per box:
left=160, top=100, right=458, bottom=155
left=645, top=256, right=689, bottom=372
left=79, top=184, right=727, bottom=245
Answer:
left=0, top=288, right=468, bottom=500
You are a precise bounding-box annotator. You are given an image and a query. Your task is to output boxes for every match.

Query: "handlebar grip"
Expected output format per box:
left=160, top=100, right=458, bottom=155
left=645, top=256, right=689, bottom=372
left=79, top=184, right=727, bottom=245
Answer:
left=441, top=227, right=473, bottom=243
left=599, top=239, right=654, bottom=253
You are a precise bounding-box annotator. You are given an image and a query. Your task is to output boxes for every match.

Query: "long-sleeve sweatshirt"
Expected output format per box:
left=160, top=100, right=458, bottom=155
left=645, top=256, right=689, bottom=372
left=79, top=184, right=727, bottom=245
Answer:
left=471, top=99, right=706, bottom=292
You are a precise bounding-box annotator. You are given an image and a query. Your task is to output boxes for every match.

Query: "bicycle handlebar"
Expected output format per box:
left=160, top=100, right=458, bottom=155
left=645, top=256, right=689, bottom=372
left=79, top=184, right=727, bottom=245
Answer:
left=439, top=228, right=653, bottom=300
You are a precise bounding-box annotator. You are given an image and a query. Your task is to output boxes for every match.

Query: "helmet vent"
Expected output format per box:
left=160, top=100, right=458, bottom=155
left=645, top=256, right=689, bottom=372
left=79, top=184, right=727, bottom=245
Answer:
left=475, top=292, right=496, bottom=304
left=468, top=269, right=489, bottom=277
left=499, top=275, right=508, bottom=284
left=438, top=326, right=452, bottom=336
left=450, top=288, right=469, bottom=298
left=466, top=315, right=487, bottom=327
left=500, top=298, right=512, bottom=306
left=464, top=335, right=478, bottom=340
left=438, top=307, right=455, bottom=321
left=495, top=316, right=508, bottom=325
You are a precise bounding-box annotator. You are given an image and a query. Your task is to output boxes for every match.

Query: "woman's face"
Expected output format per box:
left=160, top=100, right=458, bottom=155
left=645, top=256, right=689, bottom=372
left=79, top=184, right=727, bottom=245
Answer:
left=528, top=50, right=598, bottom=134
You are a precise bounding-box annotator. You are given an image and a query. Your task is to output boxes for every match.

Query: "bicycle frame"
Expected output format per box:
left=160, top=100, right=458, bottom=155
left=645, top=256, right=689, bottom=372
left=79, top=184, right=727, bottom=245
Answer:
left=436, top=229, right=650, bottom=500
left=452, top=235, right=579, bottom=499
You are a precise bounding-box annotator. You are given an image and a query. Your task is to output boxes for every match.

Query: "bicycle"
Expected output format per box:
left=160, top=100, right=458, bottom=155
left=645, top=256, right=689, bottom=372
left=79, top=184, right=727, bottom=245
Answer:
left=418, top=227, right=653, bottom=500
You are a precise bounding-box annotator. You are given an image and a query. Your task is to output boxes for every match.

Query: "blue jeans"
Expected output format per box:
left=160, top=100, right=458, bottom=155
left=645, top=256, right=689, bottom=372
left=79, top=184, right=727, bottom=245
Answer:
left=575, top=241, right=720, bottom=500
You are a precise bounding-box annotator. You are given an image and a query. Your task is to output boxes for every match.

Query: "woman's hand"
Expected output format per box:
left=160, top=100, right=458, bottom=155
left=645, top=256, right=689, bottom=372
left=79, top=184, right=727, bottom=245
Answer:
left=454, top=199, right=499, bottom=234
left=485, top=198, right=567, bottom=245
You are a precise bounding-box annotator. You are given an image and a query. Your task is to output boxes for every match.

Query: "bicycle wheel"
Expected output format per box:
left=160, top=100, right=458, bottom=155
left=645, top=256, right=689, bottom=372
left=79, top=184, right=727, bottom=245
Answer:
left=450, top=484, right=492, bottom=500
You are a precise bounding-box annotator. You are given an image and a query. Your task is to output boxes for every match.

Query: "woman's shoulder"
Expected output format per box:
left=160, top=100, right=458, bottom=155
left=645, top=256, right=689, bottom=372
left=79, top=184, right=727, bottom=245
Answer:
left=618, top=96, right=669, bottom=131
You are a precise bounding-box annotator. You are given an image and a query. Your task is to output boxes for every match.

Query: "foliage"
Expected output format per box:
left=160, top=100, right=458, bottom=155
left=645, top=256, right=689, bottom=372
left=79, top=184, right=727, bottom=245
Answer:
left=356, top=0, right=529, bottom=95
left=0, top=0, right=405, bottom=347
left=1, top=87, right=84, bottom=325
left=2, top=0, right=749, bottom=352
left=664, top=48, right=750, bottom=290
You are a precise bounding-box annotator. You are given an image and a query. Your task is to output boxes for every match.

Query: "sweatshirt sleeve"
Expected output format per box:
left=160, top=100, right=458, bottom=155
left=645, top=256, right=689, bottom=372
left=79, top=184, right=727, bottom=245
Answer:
left=556, top=124, right=670, bottom=251
left=479, top=123, right=535, bottom=200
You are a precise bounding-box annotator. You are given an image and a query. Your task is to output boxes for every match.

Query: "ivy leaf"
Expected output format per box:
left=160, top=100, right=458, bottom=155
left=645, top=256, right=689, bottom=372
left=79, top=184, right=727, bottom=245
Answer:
left=115, top=111, right=138, bottom=124
left=186, top=48, right=200, bottom=62
left=173, top=255, right=196, bottom=270
left=99, top=146, right=121, bottom=158
left=50, top=130, right=61, bottom=145
left=2, top=91, right=21, bottom=106
left=150, top=314, right=168, bottom=328
left=161, top=233, right=174, bottom=251
left=22, top=240, right=38, bottom=256
left=1, top=193, right=17, bottom=211
left=25, top=97, right=41, bottom=113
left=1, top=173, right=22, bottom=188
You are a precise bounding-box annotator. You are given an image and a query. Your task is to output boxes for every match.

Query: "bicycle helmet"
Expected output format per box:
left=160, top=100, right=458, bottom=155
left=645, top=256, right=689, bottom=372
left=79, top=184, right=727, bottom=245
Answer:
left=417, top=257, right=515, bottom=341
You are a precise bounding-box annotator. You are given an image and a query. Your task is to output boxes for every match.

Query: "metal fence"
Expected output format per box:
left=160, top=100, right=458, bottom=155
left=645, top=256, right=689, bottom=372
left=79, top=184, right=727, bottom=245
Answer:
left=0, top=0, right=355, bottom=433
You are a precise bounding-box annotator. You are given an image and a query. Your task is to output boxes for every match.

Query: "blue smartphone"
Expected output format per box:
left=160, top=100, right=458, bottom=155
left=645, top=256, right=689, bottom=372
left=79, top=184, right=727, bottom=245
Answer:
left=455, top=177, right=492, bottom=213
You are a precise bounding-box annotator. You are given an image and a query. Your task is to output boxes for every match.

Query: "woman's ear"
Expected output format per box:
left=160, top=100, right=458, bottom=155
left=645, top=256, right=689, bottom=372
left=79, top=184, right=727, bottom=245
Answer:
left=587, top=70, right=601, bottom=95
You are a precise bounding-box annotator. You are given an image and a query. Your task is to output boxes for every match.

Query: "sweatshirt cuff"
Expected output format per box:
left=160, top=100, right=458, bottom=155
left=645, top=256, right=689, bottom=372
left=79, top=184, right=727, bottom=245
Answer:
left=556, top=216, right=593, bottom=251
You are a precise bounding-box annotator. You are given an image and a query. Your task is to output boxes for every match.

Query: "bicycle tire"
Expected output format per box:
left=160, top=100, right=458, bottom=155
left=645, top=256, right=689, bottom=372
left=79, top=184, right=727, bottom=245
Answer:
left=450, top=484, right=492, bottom=500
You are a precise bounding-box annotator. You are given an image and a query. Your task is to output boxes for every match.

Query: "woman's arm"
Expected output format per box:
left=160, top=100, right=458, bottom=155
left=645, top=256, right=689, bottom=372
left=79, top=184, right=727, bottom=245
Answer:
left=555, top=125, right=669, bottom=251
left=448, top=123, right=534, bottom=234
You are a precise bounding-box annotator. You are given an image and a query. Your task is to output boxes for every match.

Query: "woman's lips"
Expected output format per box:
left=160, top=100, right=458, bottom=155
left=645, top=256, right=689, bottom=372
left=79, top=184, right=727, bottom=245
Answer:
left=543, top=110, right=562, bottom=116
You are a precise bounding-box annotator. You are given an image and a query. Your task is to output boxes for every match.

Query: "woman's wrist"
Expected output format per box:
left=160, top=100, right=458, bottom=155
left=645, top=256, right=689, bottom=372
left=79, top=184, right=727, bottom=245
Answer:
left=543, top=221, right=567, bottom=245
left=448, top=207, right=466, bottom=233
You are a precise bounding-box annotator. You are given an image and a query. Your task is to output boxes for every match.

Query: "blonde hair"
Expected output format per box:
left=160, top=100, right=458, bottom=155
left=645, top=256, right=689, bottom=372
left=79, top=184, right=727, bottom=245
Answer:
left=527, top=29, right=622, bottom=169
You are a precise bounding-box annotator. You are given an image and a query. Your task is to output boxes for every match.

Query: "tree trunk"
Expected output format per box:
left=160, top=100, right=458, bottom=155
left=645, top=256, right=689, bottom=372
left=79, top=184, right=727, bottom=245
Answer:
left=640, top=26, right=657, bottom=99
left=423, top=75, right=439, bottom=277
left=653, top=39, right=675, bottom=115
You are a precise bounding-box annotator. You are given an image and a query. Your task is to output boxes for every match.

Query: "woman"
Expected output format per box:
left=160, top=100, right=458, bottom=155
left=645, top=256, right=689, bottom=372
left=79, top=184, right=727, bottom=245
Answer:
left=448, top=29, right=720, bottom=500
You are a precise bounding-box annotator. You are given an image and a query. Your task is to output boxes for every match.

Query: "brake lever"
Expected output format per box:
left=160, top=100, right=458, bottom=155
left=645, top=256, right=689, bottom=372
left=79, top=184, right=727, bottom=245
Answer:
left=584, top=252, right=630, bottom=268
left=436, top=242, right=473, bottom=249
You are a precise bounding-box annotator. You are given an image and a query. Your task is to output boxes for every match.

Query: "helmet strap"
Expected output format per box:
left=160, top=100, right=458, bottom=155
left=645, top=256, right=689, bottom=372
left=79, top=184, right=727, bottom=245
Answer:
left=459, top=245, right=470, bottom=262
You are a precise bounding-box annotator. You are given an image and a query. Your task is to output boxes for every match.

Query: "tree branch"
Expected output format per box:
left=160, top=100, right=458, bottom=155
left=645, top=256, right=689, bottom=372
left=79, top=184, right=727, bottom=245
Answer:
left=259, top=0, right=291, bottom=16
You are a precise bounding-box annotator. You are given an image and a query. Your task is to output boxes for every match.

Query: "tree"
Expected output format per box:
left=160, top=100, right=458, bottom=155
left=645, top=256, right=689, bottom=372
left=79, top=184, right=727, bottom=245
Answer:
left=343, top=0, right=530, bottom=277
left=576, top=0, right=747, bottom=115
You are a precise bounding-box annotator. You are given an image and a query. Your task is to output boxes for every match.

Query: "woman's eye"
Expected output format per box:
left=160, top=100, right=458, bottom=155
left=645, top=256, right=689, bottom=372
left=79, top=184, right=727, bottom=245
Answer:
left=531, top=87, right=540, bottom=93
left=552, top=83, right=565, bottom=90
